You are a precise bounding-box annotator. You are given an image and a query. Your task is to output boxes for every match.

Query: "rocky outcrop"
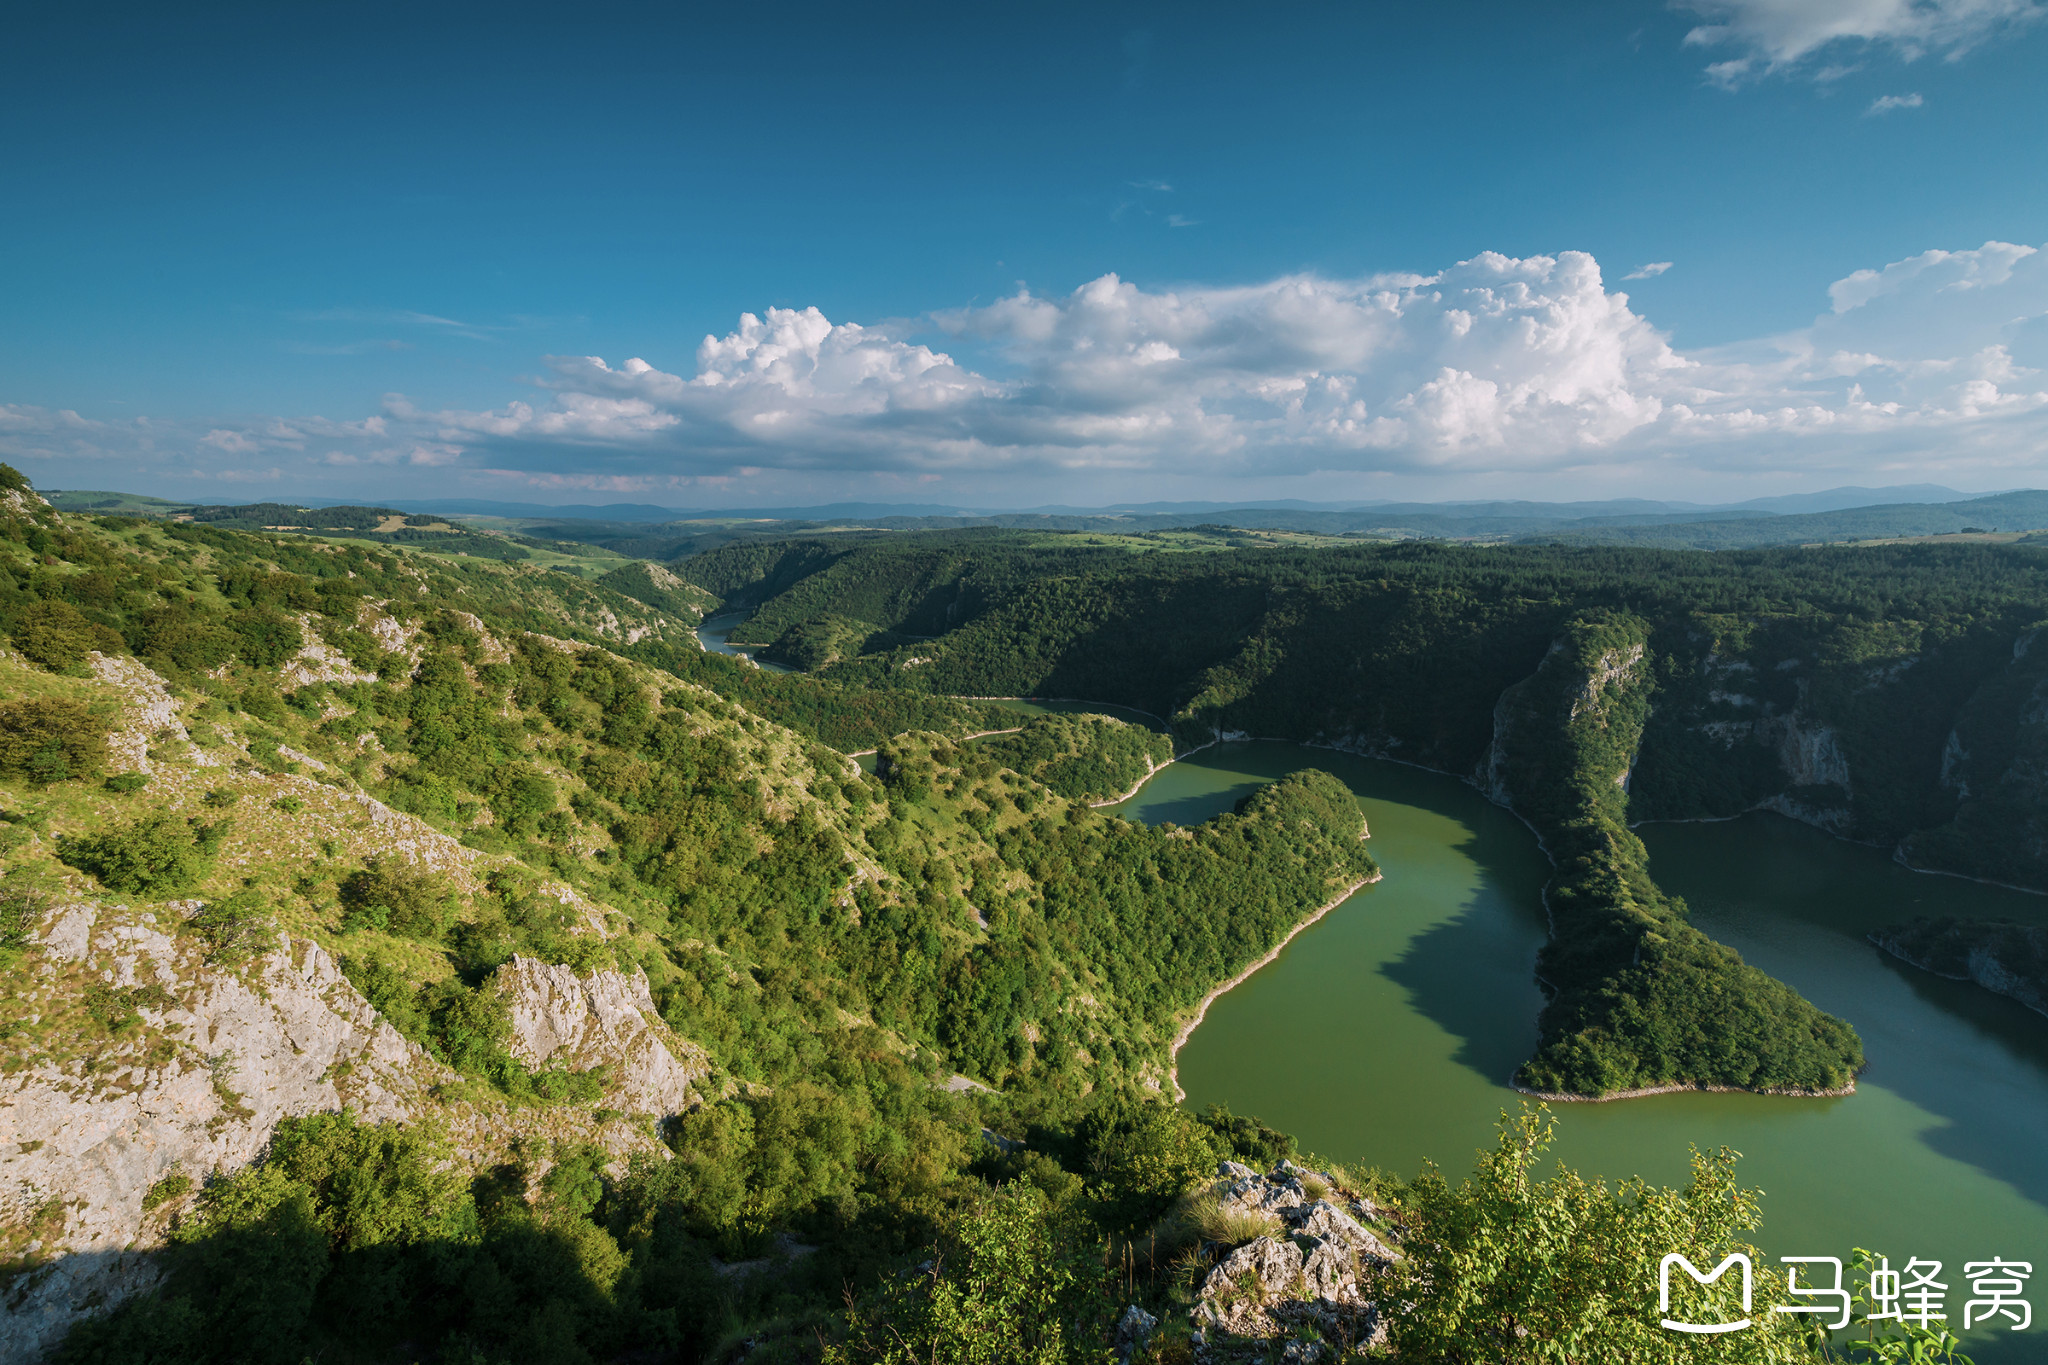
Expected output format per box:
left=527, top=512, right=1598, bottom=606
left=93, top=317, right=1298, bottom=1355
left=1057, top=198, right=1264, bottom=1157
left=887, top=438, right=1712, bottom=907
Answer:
left=1, top=914, right=445, bottom=1364
left=1188, top=1160, right=1393, bottom=1358
left=496, top=957, right=709, bottom=1117
left=1871, top=917, right=2048, bottom=1019
left=88, top=655, right=213, bottom=773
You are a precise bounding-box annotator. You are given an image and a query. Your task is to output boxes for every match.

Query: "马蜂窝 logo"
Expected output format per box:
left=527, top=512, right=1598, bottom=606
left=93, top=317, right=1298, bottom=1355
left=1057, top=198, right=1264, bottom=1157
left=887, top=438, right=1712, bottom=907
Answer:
left=1658, top=1253, right=2031, bottom=1334
left=1660, top=1253, right=1753, bottom=1334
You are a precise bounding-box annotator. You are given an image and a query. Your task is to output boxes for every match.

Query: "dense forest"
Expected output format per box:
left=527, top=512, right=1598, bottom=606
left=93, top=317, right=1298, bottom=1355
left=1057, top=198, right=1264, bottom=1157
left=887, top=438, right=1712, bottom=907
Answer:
left=679, top=529, right=2048, bottom=1095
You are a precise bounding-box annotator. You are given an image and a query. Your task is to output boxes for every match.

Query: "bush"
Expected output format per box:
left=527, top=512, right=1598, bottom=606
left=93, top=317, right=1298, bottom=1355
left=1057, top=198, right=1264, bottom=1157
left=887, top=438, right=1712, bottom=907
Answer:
left=104, top=772, right=150, bottom=793
left=142, top=1172, right=194, bottom=1213
left=11, top=600, right=99, bottom=671
left=826, top=1184, right=1111, bottom=1365
left=338, top=859, right=457, bottom=938
left=0, top=874, right=50, bottom=966
left=1387, top=1106, right=1811, bottom=1364
left=58, top=813, right=228, bottom=896
left=0, top=697, right=111, bottom=784
left=187, top=890, right=275, bottom=966
left=228, top=610, right=303, bottom=669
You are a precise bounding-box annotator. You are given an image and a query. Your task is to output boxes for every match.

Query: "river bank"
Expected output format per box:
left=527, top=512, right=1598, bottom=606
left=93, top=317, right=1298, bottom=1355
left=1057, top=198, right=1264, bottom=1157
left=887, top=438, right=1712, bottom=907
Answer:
left=1165, top=866, right=1381, bottom=1103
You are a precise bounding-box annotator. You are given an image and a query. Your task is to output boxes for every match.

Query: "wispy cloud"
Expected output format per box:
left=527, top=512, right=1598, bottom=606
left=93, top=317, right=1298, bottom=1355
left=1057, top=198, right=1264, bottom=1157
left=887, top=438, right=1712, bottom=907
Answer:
left=1167, top=214, right=1201, bottom=229
left=1624, top=262, right=1673, bottom=280
left=282, top=338, right=414, bottom=356
left=1867, top=91, right=1926, bottom=114
left=1678, top=0, right=2043, bottom=86
left=289, top=307, right=526, bottom=343
left=1128, top=179, right=1174, bottom=192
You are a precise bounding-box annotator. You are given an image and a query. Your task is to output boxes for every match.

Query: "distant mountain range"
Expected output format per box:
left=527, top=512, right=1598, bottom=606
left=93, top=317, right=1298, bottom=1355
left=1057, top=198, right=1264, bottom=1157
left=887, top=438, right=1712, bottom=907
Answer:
left=43, top=483, right=2046, bottom=552
left=277, top=484, right=1980, bottom=522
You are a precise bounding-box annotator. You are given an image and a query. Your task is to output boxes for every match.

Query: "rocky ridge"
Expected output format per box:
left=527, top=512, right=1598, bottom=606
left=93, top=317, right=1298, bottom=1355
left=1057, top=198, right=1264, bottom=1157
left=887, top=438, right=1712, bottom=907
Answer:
left=1173, top=1159, right=1397, bottom=1362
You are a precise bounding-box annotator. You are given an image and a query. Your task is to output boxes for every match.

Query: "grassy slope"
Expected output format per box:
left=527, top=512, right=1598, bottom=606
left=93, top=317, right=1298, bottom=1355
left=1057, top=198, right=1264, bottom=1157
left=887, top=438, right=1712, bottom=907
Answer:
left=0, top=493, right=1375, bottom=1103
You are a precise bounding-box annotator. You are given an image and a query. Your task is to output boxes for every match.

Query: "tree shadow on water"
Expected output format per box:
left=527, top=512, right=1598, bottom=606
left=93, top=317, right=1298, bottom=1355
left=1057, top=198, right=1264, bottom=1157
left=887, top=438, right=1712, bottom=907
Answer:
left=1855, top=944, right=2048, bottom=1218
left=1129, top=778, right=1267, bottom=828
left=1374, top=817, right=1551, bottom=1092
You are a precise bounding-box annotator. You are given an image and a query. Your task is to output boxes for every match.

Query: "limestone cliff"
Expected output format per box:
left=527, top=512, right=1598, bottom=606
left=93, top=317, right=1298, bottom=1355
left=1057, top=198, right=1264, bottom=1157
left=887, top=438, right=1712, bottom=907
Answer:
left=496, top=956, right=710, bottom=1117
left=1, top=908, right=443, bottom=1365
left=1870, top=917, right=2048, bottom=1019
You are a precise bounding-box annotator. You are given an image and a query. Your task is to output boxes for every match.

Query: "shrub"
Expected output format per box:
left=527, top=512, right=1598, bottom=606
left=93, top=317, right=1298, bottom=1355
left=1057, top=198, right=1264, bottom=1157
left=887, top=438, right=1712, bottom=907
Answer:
left=338, top=951, right=432, bottom=1040
left=187, top=890, right=275, bottom=967
left=202, top=788, right=240, bottom=807
left=228, top=610, right=303, bottom=669
left=0, top=874, right=50, bottom=966
left=143, top=1172, right=194, bottom=1212
left=826, top=1184, right=1111, bottom=1365
left=58, top=813, right=228, bottom=896
left=11, top=600, right=99, bottom=671
left=271, top=796, right=304, bottom=813
left=105, top=771, right=150, bottom=793
left=0, top=697, right=111, bottom=784
left=1387, top=1106, right=1810, bottom=1364
left=129, top=602, right=237, bottom=673
left=338, top=859, right=457, bottom=939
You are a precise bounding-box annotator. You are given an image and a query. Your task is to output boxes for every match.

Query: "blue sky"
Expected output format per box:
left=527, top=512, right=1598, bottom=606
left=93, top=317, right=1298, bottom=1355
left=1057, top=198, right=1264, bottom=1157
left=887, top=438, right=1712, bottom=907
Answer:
left=5, top=0, right=2047, bottom=508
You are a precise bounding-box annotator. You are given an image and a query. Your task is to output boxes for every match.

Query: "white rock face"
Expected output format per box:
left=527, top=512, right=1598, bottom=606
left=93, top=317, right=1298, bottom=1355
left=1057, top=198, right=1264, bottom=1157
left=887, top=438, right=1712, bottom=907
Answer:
left=0, top=929, right=445, bottom=1365
left=496, top=957, right=708, bottom=1117
left=278, top=613, right=378, bottom=690
left=88, top=655, right=195, bottom=773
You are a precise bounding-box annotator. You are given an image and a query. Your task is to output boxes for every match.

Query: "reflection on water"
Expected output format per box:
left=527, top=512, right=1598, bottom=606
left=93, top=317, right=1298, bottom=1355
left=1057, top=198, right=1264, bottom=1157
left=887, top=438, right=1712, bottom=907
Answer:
left=695, top=611, right=793, bottom=673
left=1136, top=743, right=2048, bottom=1362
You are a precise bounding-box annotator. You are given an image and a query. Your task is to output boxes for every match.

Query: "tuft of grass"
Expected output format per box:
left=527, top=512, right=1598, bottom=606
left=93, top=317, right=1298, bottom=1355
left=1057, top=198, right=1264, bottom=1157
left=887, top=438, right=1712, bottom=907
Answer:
left=1299, top=1173, right=1331, bottom=1202
left=1156, top=1191, right=1281, bottom=1254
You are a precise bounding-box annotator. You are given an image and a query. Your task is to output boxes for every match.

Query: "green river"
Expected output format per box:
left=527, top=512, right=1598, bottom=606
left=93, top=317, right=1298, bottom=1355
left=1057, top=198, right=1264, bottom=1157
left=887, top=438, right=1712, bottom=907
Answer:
left=1104, top=740, right=2048, bottom=1360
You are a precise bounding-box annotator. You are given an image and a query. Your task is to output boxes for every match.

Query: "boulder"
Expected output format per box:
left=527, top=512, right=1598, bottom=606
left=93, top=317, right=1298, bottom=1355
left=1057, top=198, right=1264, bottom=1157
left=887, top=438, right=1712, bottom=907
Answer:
left=1201, top=1236, right=1303, bottom=1304
left=1220, top=1174, right=1305, bottom=1217
left=1300, top=1237, right=1358, bottom=1302
left=1116, top=1303, right=1158, bottom=1345
left=1290, top=1198, right=1398, bottom=1264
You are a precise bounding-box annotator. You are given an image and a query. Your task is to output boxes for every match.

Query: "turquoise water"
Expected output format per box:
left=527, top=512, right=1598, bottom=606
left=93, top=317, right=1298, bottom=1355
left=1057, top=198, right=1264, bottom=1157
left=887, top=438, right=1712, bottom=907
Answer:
left=1118, top=742, right=2048, bottom=1360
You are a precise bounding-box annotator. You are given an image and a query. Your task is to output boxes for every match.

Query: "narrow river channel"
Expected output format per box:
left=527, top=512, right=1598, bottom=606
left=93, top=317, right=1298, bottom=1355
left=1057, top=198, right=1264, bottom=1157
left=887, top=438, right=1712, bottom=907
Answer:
left=1104, top=740, right=2048, bottom=1361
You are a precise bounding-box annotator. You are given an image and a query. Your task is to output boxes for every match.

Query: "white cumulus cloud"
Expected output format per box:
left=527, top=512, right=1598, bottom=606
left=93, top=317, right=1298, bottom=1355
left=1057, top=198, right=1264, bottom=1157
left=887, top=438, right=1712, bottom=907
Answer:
left=7, top=242, right=2048, bottom=496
